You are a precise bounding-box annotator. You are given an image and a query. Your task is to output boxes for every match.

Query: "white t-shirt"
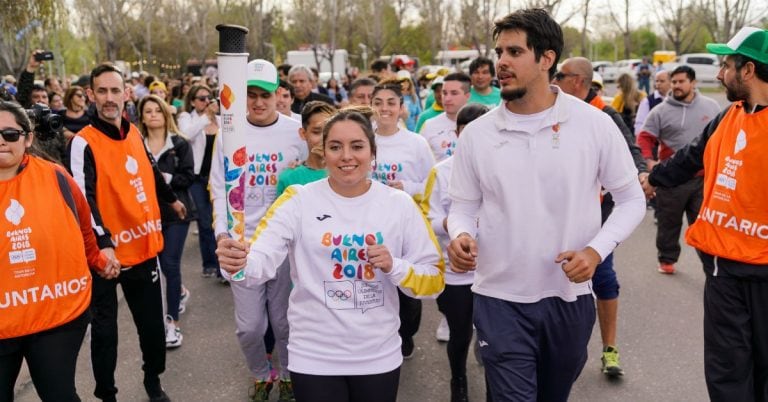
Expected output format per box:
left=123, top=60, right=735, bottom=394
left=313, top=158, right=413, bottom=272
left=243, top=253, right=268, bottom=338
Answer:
left=177, top=110, right=211, bottom=175
left=238, top=179, right=445, bottom=375
left=422, top=156, right=474, bottom=285
left=448, top=88, right=645, bottom=303
left=420, top=113, right=458, bottom=162
left=373, top=128, right=435, bottom=197
left=211, top=113, right=306, bottom=238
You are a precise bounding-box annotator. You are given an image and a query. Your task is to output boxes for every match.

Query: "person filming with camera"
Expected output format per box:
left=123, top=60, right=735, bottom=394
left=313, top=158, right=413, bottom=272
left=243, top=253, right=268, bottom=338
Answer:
left=0, top=100, right=120, bottom=401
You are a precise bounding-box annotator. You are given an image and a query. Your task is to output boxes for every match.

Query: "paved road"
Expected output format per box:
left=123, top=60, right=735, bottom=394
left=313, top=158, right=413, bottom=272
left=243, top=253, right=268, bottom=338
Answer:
left=15, top=89, right=729, bottom=401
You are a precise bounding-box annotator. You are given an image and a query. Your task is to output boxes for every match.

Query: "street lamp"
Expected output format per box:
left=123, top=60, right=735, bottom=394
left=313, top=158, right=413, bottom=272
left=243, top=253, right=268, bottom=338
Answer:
left=358, top=43, right=368, bottom=71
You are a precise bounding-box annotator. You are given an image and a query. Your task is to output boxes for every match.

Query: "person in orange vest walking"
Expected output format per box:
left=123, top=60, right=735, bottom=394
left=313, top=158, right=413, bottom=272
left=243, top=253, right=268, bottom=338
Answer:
left=644, top=27, right=768, bottom=402
left=0, top=100, right=120, bottom=401
left=67, top=64, right=186, bottom=402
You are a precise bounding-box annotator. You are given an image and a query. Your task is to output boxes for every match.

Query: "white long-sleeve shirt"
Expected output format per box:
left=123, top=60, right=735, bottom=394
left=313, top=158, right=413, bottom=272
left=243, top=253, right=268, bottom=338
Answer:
left=210, top=114, right=305, bottom=238
left=373, top=128, right=435, bottom=197
left=239, top=179, right=445, bottom=375
left=421, top=157, right=474, bottom=285
left=448, top=88, right=646, bottom=303
left=419, top=113, right=458, bottom=162
left=177, top=110, right=213, bottom=175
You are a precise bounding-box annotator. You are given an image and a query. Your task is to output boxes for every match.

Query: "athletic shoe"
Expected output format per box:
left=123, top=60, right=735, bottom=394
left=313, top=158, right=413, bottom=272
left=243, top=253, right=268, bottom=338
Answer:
left=144, top=376, right=171, bottom=402
left=178, top=286, right=190, bottom=314
left=165, top=316, right=183, bottom=349
left=219, top=276, right=230, bottom=285
left=601, top=345, right=624, bottom=377
left=277, top=380, right=296, bottom=402
left=401, top=336, right=415, bottom=360
left=435, top=316, right=450, bottom=342
left=658, top=262, right=675, bottom=274
left=202, top=267, right=217, bottom=278
left=248, top=380, right=273, bottom=402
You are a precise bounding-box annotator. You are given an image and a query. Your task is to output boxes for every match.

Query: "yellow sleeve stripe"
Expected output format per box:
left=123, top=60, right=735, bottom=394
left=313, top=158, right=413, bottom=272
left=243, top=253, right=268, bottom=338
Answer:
left=399, top=198, right=445, bottom=296
left=419, top=167, right=438, bottom=218
left=248, top=186, right=298, bottom=244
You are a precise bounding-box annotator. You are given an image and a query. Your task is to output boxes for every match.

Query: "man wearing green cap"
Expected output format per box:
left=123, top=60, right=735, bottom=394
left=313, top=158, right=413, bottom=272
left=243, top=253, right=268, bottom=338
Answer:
left=644, top=26, right=768, bottom=402
left=211, top=59, right=305, bottom=402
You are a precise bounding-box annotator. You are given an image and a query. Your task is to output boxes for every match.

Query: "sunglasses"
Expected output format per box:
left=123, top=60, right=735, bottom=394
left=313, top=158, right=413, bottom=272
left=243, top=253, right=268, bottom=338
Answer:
left=195, top=95, right=213, bottom=102
left=0, top=129, right=26, bottom=142
left=554, top=72, right=579, bottom=81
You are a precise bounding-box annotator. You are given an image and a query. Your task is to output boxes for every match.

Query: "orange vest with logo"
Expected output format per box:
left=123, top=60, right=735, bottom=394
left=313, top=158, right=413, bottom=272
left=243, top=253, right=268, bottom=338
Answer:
left=78, top=124, right=163, bottom=266
left=685, top=103, right=768, bottom=264
left=0, top=156, right=92, bottom=339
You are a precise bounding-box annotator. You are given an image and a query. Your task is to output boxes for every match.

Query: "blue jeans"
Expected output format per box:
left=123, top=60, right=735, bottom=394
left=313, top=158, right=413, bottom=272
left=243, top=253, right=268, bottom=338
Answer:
left=159, top=222, right=190, bottom=321
left=189, top=178, right=220, bottom=274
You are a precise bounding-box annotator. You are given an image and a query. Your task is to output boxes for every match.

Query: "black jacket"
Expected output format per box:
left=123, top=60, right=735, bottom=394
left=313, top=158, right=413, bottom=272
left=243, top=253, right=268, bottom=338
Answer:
left=291, top=91, right=334, bottom=114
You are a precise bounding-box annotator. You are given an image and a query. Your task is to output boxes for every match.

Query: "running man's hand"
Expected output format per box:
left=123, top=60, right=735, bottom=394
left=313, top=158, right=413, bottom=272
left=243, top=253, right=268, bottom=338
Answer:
left=447, top=233, right=478, bottom=273
left=555, top=247, right=601, bottom=283
left=216, top=238, right=249, bottom=273
left=640, top=174, right=656, bottom=199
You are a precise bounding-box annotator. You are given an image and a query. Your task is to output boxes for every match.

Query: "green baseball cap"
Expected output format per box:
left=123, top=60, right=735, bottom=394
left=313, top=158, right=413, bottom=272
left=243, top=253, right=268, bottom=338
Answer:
left=247, top=59, right=279, bottom=92
left=706, top=27, right=768, bottom=64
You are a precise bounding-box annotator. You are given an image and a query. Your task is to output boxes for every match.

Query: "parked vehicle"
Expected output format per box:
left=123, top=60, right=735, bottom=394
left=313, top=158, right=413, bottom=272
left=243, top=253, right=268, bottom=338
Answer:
left=286, top=49, right=349, bottom=75
left=601, top=59, right=641, bottom=82
left=663, top=53, right=720, bottom=83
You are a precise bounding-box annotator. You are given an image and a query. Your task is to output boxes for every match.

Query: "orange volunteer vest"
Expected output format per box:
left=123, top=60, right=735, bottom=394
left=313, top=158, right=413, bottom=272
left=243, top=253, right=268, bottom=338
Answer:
left=686, top=103, right=768, bottom=264
left=0, top=156, right=92, bottom=339
left=78, top=124, right=163, bottom=266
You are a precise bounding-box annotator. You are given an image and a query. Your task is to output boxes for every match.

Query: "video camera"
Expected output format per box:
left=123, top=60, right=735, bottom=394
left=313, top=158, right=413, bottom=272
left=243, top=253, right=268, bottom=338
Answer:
left=26, top=103, right=63, bottom=141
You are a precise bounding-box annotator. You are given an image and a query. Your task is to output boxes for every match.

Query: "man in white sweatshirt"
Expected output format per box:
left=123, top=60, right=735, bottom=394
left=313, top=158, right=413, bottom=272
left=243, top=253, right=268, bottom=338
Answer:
left=447, top=9, right=646, bottom=401
left=210, top=59, right=305, bottom=402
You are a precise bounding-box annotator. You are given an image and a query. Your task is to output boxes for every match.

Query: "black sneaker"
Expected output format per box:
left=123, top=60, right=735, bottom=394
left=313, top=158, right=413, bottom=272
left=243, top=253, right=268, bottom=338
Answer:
left=401, top=337, right=415, bottom=360
left=144, top=376, right=171, bottom=402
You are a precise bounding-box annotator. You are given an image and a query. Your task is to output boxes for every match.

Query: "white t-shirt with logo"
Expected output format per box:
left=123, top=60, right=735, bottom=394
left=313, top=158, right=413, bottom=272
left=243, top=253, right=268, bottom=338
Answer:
left=237, top=179, right=444, bottom=375
left=373, top=128, right=435, bottom=197
left=211, top=113, right=306, bottom=238
left=420, top=113, right=458, bottom=162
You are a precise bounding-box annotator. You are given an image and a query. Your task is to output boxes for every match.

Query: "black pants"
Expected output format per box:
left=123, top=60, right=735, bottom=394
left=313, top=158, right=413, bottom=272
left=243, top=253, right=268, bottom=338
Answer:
left=0, top=312, right=90, bottom=402
left=655, top=176, right=703, bottom=264
left=436, top=284, right=474, bottom=378
left=91, top=258, right=165, bottom=400
left=704, top=273, right=768, bottom=402
left=290, top=368, right=400, bottom=402
left=397, top=289, right=421, bottom=341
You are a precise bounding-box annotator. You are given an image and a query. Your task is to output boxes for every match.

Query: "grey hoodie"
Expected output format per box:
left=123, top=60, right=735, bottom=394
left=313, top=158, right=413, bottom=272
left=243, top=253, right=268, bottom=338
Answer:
left=641, top=90, right=721, bottom=153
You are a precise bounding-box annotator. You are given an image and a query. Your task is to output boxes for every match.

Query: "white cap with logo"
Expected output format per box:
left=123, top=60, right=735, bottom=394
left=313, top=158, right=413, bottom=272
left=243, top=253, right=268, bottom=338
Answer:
left=247, top=59, right=279, bottom=93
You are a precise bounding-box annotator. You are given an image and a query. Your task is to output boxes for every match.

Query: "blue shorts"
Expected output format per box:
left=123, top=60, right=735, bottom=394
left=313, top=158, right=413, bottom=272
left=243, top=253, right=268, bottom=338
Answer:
left=474, top=294, right=595, bottom=402
left=592, top=253, right=620, bottom=300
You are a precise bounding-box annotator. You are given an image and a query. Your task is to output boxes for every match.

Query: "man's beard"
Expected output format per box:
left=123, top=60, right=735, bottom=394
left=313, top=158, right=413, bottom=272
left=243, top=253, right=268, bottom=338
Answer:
left=501, top=87, right=527, bottom=101
left=725, top=76, right=749, bottom=102
left=673, top=90, right=690, bottom=101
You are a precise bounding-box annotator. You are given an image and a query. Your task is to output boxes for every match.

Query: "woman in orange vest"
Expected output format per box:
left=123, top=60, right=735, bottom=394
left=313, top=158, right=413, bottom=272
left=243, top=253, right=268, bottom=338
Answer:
left=0, top=100, right=119, bottom=401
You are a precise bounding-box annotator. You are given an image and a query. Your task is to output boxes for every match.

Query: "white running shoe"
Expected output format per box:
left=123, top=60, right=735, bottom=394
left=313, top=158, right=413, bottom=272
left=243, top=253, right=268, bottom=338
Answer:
left=436, top=316, right=450, bottom=342
left=178, top=286, right=190, bottom=314
left=165, top=316, right=183, bottom=349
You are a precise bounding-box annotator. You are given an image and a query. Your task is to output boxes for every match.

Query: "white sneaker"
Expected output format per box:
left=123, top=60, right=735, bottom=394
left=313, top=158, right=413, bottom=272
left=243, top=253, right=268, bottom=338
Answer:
left=165, top=316, right=183, bottom=349
left=435, top=316, right=450, bottom=342
left=178, top=286, right=190, bottom=314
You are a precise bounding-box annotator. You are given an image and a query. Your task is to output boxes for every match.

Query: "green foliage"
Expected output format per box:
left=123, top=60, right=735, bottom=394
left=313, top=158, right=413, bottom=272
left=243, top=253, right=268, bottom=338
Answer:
left=630, top=27, right=658, bottom=58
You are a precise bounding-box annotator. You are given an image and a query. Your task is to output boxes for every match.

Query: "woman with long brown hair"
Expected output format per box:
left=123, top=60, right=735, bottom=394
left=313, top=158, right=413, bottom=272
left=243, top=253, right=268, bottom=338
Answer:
left=611, top=73, right=646, bottom=133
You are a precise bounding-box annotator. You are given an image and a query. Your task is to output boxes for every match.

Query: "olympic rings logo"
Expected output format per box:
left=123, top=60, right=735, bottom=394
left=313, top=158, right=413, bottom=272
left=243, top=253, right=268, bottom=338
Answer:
left=326, top=289, right=352, bottom=301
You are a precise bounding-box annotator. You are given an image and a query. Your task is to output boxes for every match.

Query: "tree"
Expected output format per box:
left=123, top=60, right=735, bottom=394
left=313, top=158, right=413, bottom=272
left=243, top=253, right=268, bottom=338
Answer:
left=0, top=0, right=61, bottom=75
left=652, top=0, right=704, bottom=54
left=458, top=0, right=499, bottom=57
left=607, top=0, right=632, bottom=59
left=694, top=0, right=766, bottom=43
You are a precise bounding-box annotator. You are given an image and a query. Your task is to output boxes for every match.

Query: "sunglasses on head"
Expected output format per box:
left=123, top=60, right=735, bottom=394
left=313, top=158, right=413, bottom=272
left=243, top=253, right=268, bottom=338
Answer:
left=195, top=95, right=212, bottom=102
left=0, top=129, right=26, bottom=142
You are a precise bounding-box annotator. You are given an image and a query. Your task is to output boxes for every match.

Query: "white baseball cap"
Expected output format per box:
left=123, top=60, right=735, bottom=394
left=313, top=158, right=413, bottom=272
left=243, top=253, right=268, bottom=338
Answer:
left=247, top=59, right=279, bottom=92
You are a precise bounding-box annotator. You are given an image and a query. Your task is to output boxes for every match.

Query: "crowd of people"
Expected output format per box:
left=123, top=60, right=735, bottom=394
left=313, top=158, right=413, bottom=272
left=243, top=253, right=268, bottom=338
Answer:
left=1, top=8, right=767, bottom=402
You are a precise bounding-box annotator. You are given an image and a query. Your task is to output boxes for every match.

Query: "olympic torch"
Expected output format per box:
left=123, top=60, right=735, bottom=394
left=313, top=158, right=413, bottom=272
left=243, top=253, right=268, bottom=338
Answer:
left=216, top=24, right=249, bottom=281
